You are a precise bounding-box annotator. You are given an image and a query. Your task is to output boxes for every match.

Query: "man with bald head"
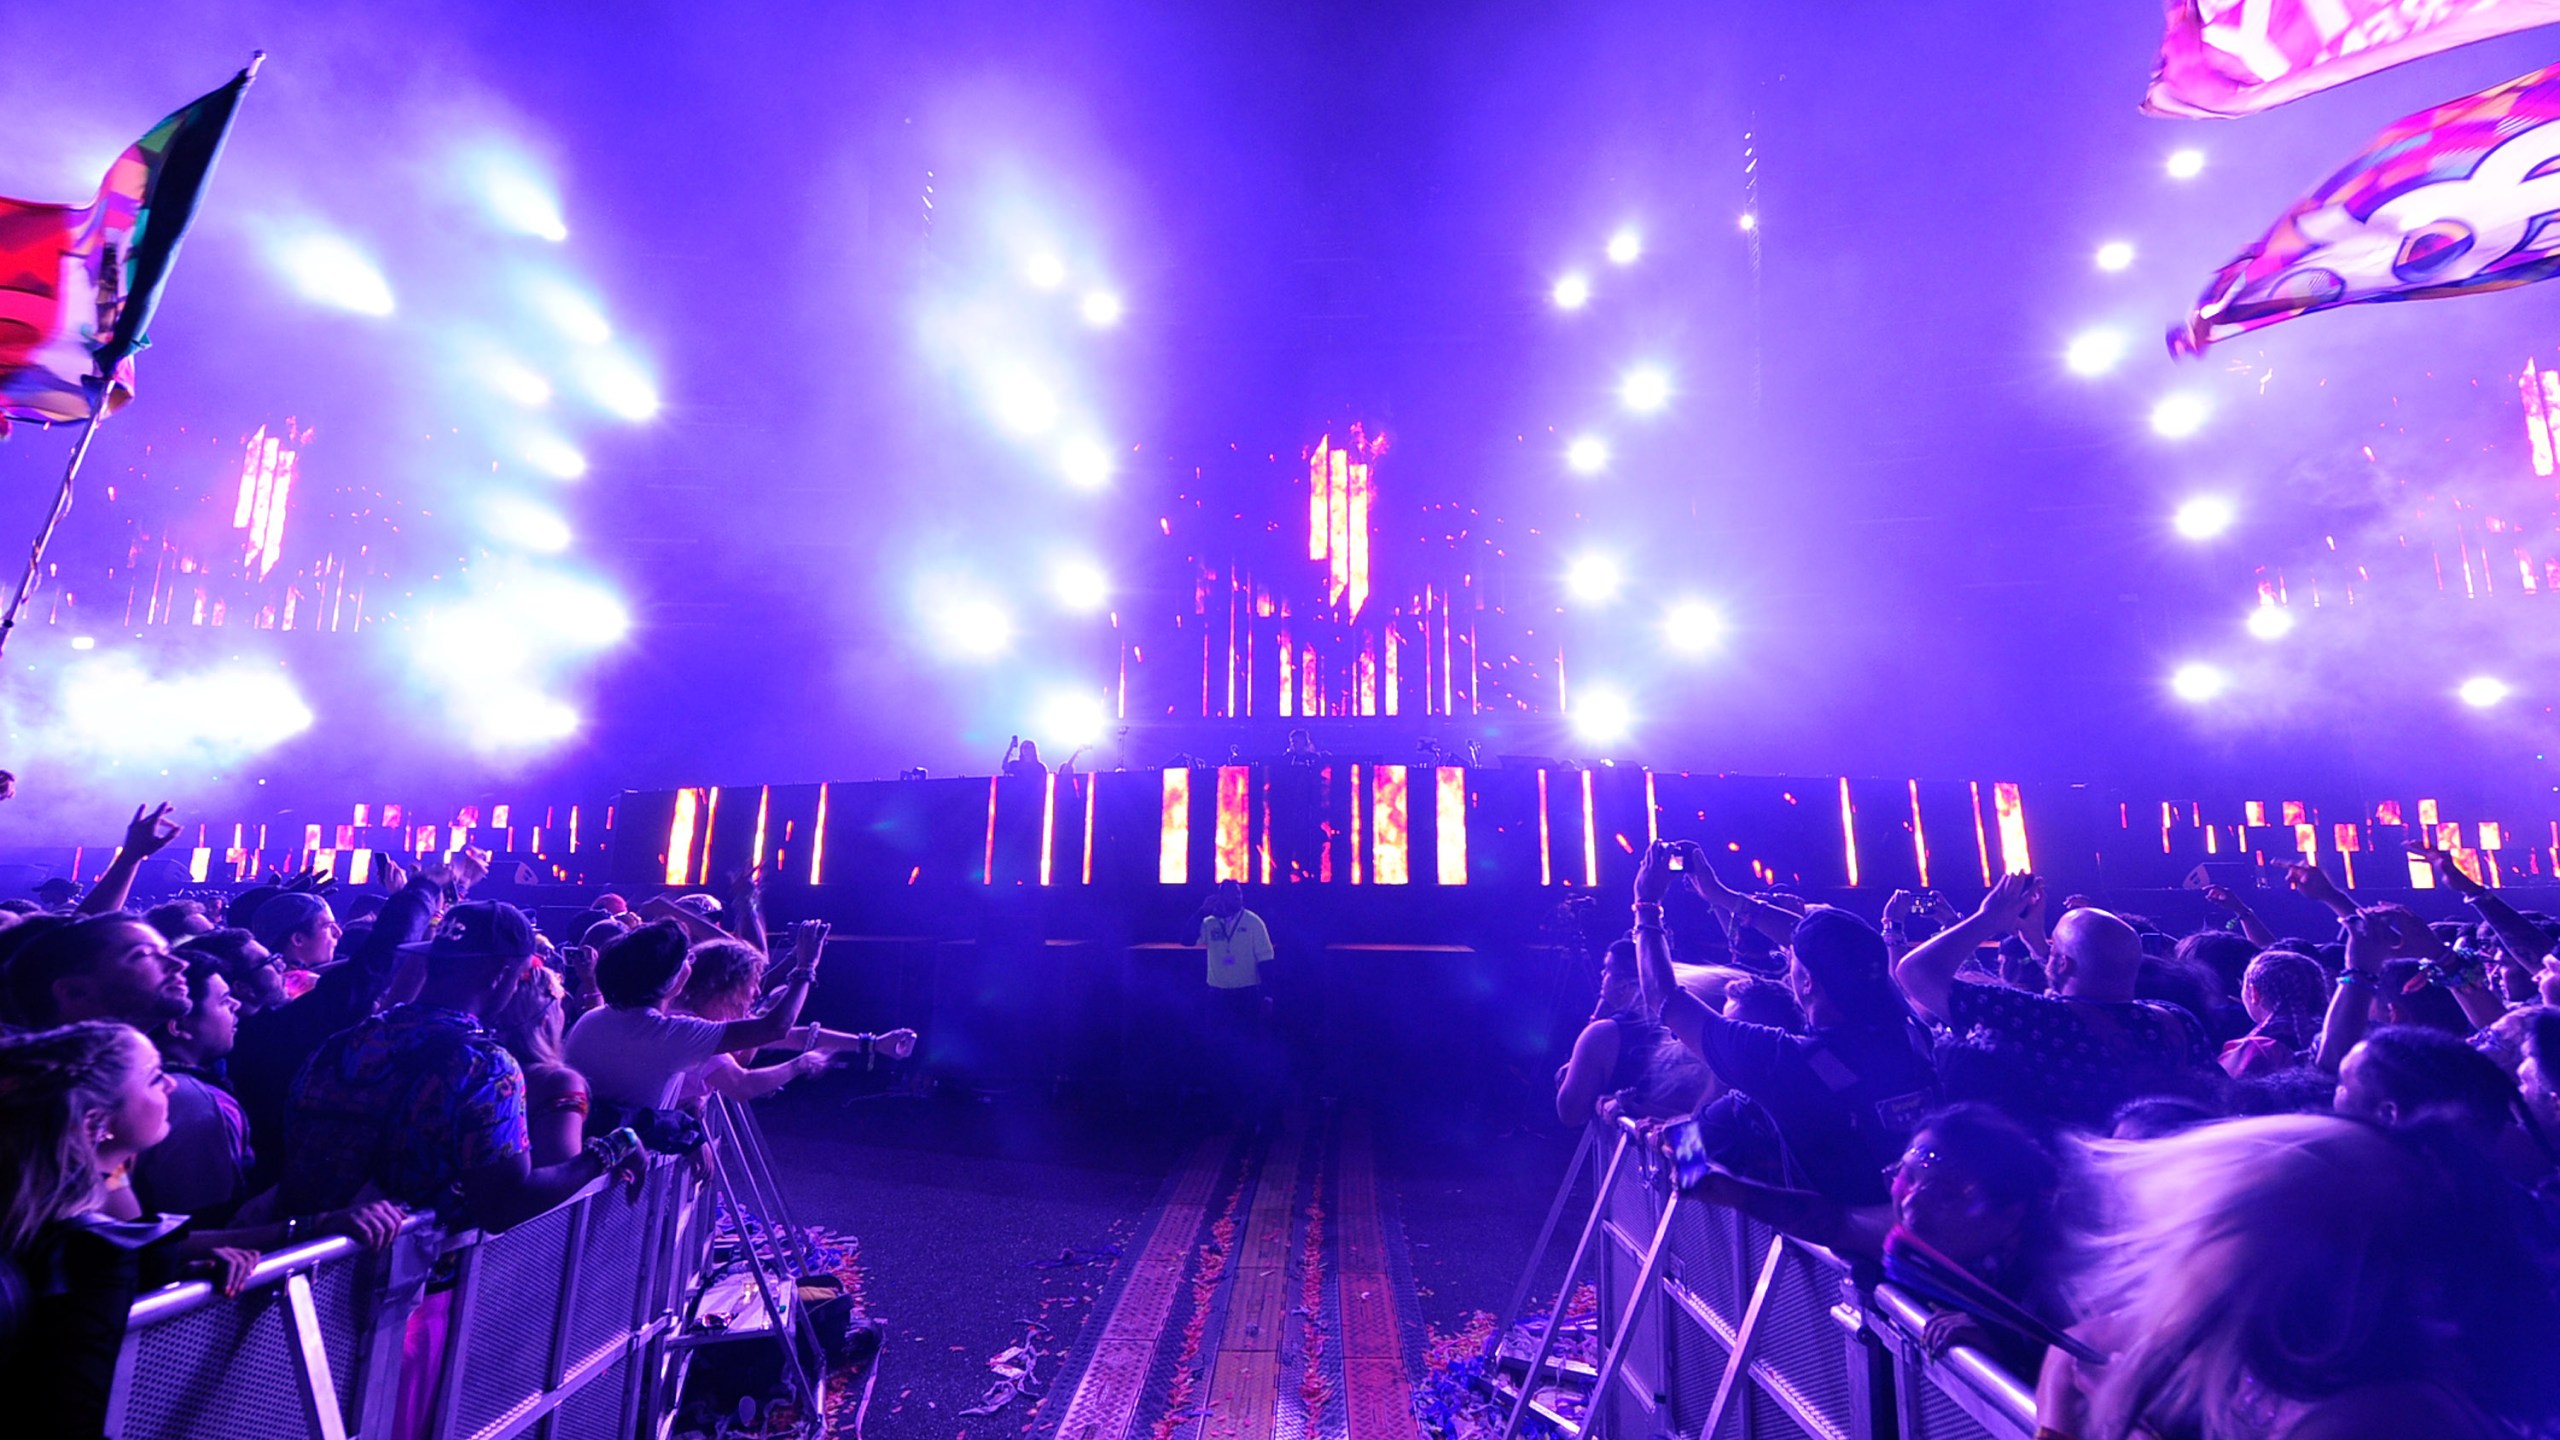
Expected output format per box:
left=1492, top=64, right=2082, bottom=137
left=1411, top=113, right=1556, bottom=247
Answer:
left=1895, top=872, right=2210, bottom=1130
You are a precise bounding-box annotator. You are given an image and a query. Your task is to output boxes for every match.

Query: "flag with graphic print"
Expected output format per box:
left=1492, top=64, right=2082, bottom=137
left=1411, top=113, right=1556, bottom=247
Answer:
left=0, top=59, right=258, bottom=435
left=2172, top=61, right=2560, bottom=354
left=2147, top=0, right=2560, bottom=118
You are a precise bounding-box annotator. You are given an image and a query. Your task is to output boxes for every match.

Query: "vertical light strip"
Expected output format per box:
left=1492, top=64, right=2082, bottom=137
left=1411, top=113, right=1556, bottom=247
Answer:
left=1910, top=780, right=1932, bottom=887
left=698, top=787, right=722, bottom=887
left=1644, top=770, right=1660, bottom=846
left=2526, top=362, right=2556, bottom=477
left=1992, top=781, right=2031, bottom=875
left=1215, top=765, right=1251, bottom=882
left=1384, top=626, right=1399, bottom=716
left=2540, top=368, right=2560, bottom=478
left=1838, top=777, right=1861, bottom=887
left=1258, top=788, right=1274, bottom=883
left=1309, top=438, right=1331, bottom=559
left=981, top=777, right=1001, bottom=885
left=1537, top=769, right=1554, bottom=886
left=1373, top=765, right=1410, bottom=885
left=1346, top=457, right=1371, bottom=617
left=664, top=788, right=699, bottom=887
left=1327, top=448, right=1351, bottom=606
left=1160, top=768, right=1191, bottom=885
left=258, top=450, right=296, bottom=579
left=1278, top=632, right=1295, bottom=717
left=1580, top=769, right=1599, bottom=888
left=1970, top=781, right=1993, bottom=884
left=1081, top=777, right=1098, bottom=885
left=232, top=425, right=264, bottom=526
left=749, top=786, right=771, bottom=878
left=809, top=783, right=829, bottom=884
left=1349, top=763, right=1365, bottom=884
left=1038, top=773, right=1059, bottom=886
left=1436, top=767, right=1468, bottom=885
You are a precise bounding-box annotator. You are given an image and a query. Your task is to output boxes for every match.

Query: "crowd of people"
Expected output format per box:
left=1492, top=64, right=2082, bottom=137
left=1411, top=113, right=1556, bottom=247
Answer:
left=1565, top=837, right=2560, bottom=1440
left=0, top=801, right=915, bottom=1440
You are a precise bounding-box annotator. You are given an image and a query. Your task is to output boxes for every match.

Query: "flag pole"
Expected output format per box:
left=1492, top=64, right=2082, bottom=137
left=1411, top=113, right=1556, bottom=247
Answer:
left=0, top=382, right=110, bottom=660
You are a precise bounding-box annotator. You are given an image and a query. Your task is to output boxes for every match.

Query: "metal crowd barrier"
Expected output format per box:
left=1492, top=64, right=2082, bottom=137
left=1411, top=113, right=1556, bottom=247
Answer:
left=1511, top=1119, right=2038, bottom=1440
left=107, top=1154, right=709, bottom=1440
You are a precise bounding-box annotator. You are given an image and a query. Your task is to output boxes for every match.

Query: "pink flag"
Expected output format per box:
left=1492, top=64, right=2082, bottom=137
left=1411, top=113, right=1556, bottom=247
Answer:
left=2172, top=62, right=2560, bottom=354
left=2146, top=0, right=2560, bottom=119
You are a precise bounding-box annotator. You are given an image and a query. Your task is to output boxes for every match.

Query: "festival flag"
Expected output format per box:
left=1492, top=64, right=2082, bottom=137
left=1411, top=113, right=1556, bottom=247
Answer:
left=2171, top=62, right=2560, bottom=355
left=2146, top=0, right=2560, bottom=118
left=0, top=58, right=259, bottom=436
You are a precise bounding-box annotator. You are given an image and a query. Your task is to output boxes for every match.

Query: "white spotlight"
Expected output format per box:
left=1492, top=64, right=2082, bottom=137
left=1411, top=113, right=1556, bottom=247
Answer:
left=1571, top=686, right=1635, bottom=745
left=2169, top=661, right=2229, bottom=702
left=1662, top=600, right=1728, bottom=656
left=1738, top=213, right=1757, bottom=232
left=1619, top=366, right=1671, bottom=414
left=2172, top=495, right=2237, bottom=540
left=1605, top=229, right=1643, bottom=265
left=468, top=688, right=582, bottom=748
left=1024, top=253, right=1068, bottom=290
left=1052, top=559, right=1109, bottom=613
left=2245, top=604, right=2293, bottom=640
left=69, top=635, right=95, bottom=651
left=990, top=370, right=1059, bottom=436
left=1038, top=689, right=1111, bottom=749
left=2165, top=149, right=2207, bottom=180
left=2458, top=676, right=2512, bottom=708
left=574, top=350, right=660, bottom=421
left=1551, top=273, right=1592, bottom=310
left=1079, top=290, right=1124, bottom=327
left=1565, top=435, right=1609, bottom=475
left=2065, top=328, right=2128, bottom=377
left=1059, top=438, right=1114, bottom=490
left=479, top=163, right=568, bottom=242
left=527, top=578, right=631, bottom=647
left=1566, top=553, right=1624, bottom=603
left=480, top=495, right=573, bottom=553
left=2150, top=392, right=2210, bottom=438
left=529, top=281, right=611, bottom=345
left=482, top=357, right=552, bottom=406
left=2094, top=241, right=2135, bottom=272
left=521, top=434, right=588, bottom=480
left=272, top=234, right=395, bottom=316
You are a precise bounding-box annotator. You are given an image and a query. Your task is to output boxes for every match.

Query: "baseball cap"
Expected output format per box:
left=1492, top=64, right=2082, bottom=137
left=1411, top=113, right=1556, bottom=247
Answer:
left=249, top=891, right=334, bottom=953
left=400, top=900, right=537, bottom=966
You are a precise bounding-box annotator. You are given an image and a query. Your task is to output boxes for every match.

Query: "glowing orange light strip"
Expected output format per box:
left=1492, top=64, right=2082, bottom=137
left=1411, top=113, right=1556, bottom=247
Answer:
left=1350, top=763, right=1364, bottom=885
left=1910, top=780, right=1932, bottom=888
left=749, top=786, right=771, bottom=878
left=1580, top=769, right=1598, bottom=888
left=1993, top=782, right=2030, bottom=875
left=1039, top=773, right=1059, bottom=886
left=809, top=783, right=829, bottom=884
left=1436, top=767, right=1467, bottom=885
left=1373, top=765, right=1409, bottom=885
left=982, top=777, right=999, bottom=885
left=1215, top=765, right=1251, bottom=882
left=1838, top=777, right=1860, bottom=888
left=697, top=788, right=721, bottom=887
left=1643, top=771, right=1660, bottom=846
left=1309, top=438, right=1331, bottom=559
left=1160, top=769, right=1190, bottom=884
left=1082, top=777, right=1098, bottom=885
left=664, top=789, right=699, bottom=887
left=1537, top=770, right=1553, bottom=886
left=1970, top=781, right=1992, bottom=884
left=1346, top=458, right=1370, bottom=617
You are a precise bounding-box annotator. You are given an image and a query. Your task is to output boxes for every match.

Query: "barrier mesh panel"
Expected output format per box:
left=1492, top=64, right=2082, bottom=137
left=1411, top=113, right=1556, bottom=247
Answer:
left=122, top=1287, right=310, bottom=1439
left=1753, top=1253, right=1854, bottom=1439
left=562, top=1186, right=649, bottom=1372
left=1662, top=1301, right=1734, bottom=1436
left=452, top=1205, right=578, bottom=1440
left=1912, top=1371, right=2010, bottom=1440
left=306, top=1251, right=367, bottom=1420
left=547, top=1353, right=633, bottom=1440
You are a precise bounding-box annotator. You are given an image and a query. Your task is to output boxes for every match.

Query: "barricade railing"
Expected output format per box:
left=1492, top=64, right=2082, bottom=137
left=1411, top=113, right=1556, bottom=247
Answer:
left=1501, top=1119, right=2039, bottom=1440
left=108, top=1153, right=712, bottom=1440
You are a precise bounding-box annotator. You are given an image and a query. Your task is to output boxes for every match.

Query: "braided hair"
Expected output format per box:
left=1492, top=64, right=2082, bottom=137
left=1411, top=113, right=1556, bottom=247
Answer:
left=0, top=1023, right=147, bottom=1254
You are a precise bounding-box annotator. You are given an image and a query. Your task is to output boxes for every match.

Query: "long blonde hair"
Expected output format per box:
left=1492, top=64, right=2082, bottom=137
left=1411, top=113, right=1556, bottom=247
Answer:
left=0, top=1023, right=148, bottom=1254
left=2074, top=1114, right=2559, bottom=1440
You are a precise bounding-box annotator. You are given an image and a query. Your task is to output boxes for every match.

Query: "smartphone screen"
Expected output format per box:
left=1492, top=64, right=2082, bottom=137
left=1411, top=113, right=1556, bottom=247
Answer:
left=1667, top=853, right=1686, bottom=871
left=1667, top=1119, right=1712, bottom=1189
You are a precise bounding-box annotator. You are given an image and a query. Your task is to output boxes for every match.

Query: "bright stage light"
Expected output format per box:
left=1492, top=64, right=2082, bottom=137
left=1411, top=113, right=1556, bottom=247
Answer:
left=69, top=636, right=95, bottom=651
left=990, top=370, right=1059, bottom=436
left=1619, top=366, right=1671, bottom=414
left=1024, top=252, right=1068, bottom=290
left=2165, top=149, right=2207, bottom=180
left=272, top=233, right=395, bottom=316
left=1038, top=689, right=1110, bottom=749
left=1738, top=213, right=1757, bottom=232
left=522, top=434, right=588, bottom=480
left=2150, top=392, right=2210, bottom=438
left=480, top=495, right=573, bottom=553
left=924, top=592, right=1015, bottom=660
left=1551, top=273, right=1592, bottom=310
left=1079, top=290, right=1124, bottom=327
left=2172, top=494, right=2237, bottom=540
left=525, top=577, right=630, bottom=647
left=2094, top=241, right=2134, bottom=271
left=1571, top=685, right=1634, bottom=745
left=2170, top=661, right=2229, bottom=703
left=2458, top=675, right=2512, bottom=708
left=1662, top=599, right=1728, bottom=655
left=1566, top=553, right=1624, bottom=603
left=2065, top=328, right=2127, bottom=377
left=1565, top=435, right=1609, bottom=474
left=482, top=356, right=552, bottom=406
left=2245, top=603, right=2293, bottom=640
left=467, top=688, right=581, bottom=748
left=59, top=655, right=316, bottom=761
left=478, top=161, right=568, bottom=242
left=1060, top=437, right=1114, bottom=490
left=529, top=281, right=611, bottom=345
left=574, top=350, right=660, bottom=421
left=1052, top=559, right=1110, bottom=613
left=1605, top=229, right=1643, bottom=265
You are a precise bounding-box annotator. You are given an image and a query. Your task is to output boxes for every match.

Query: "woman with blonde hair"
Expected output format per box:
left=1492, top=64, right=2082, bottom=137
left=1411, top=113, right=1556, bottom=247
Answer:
left=2047, top=1114, right=2559, bottom=1440
left=671, top=933, right=916, bottom=1103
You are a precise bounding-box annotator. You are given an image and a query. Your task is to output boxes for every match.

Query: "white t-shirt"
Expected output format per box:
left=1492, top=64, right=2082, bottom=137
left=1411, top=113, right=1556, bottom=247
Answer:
left=565, top=1005, right=731, bottom=1112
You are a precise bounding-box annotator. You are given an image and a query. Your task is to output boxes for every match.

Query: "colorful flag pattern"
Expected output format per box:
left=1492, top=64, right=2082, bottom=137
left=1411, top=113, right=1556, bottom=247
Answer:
left=2173, top=62, right=2560, bottom=355
left=2147, top=0, right=2560, bottom=119
left=0, top=65, right=253, bottom=434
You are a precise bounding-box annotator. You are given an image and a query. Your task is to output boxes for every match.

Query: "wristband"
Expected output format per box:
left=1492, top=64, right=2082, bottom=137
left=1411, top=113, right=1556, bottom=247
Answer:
left=2335, top=969, right=2377, bottom=990
left=586, top=1126, right=643, bottom=1171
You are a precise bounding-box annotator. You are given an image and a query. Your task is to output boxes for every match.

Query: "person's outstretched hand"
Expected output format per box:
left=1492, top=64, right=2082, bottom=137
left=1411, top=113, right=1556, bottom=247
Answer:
left=123, top=802, right=180, bottom=857
left=1634, top=840, right=1674, bottom=905
left=2405, top=840, right=2486, bottom=900
left=1675, top=841, right=1738, bottom=903
left=877, top=1027, right=919, bottom=1060
left=2285, top=861, right=2347, bottom=905
left=191, top=1246, right=262, bottom=1298
left=1975, top=871, right=2042, bottom=934
left=326, top=1200, right=408, bottom=1251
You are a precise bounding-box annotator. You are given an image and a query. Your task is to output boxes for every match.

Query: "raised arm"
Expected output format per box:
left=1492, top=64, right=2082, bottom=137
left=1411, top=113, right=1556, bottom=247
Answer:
left=1676, top=841, right=1797, bottom=949
left=1633, top=841, right=1711, bottom=1048
left=1895, top=872, right=2038, bottom=1021
left=1681, top=1164, right=1887, bottom=1258
left=2412, top=842, right=2555, bottom=984
left=78, top=803, right=180, bottom=914
left=2284, top=861, right=2357, bottom=922
left=715, top=920, right=824, bottom=1052
left=2203, top=884, right=2280, bottom=948
left=2314, top=908, right=2390, bottom=1073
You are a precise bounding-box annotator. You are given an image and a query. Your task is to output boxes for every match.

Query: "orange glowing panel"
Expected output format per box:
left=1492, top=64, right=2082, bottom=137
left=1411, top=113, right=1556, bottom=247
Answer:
left=1040, top=773, right=1059, bottom=886
left=1537, top=769, right=1554, bottom=886
left=1327, top=447, right=1351, bottom=606
left=2376, top=799, right=2404, bottom=826
left=664, top=789, right=700, bottom=887
left=2281, top=800, right=2306, bottom=825
left=2334, top=822, right=2360, bottom=853
left=749, top=786, right=771, bottom=877
left=1309, top=438, right=1331, bottom=560
left=1969, top=781, right=1992, bottom=885
left=2436, top=822, right=2461, bottom=851
left=1215, top=766, right=1251, bottom=882
left=189, top=847, right=212, bottom=883
left=1346, top=459, right=1371, bottom=617
left=2542, top=367, right=2560, bottom=477
left=2410, top=850, right=2436, bottom=888
left=1644, top=771, right=1661, bottom=846
left=1913, top=781, right=1934, bottom=885
left=699, top=788, right=722, bottom=881
left=982, top=778, right=1000, bottom=885
left=2294, top=823, right=2318, bottom=859
left=1581, top=769, right=1599, bottom=888
left=1277, top=632, right=1294, bottom=717
left=1436, top=767, right=1467, bottom=885
left=1350, top=763, right=1365, bottom=884
left=2481, top=821, right=2505, bottom=851
left=809, top=784, right=830, bottom=884
left=1372, top=765, right=1410, bottom=885
left=1082, top=778, right=1098, bottom=885
left=2244, top=800, right=2267, bottom=827
left=1160, top=768, right=1191, bottom=884
left=1993, top=782, right=2030, bottom=875
left=2418, top=798, right=2440, bottom=827
left=1384, top=628, right=1399, bottom=717
left=1838, top=778, right=1860, bottom=888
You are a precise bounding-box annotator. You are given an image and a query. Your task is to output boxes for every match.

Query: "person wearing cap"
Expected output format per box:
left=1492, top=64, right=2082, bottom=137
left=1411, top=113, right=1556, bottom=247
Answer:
left=249, top=891, right=344, bottom=977
left=1636, top=840, right=1938, bottom=1204
left=281, top=901, right=636, bottom=1228
left=564, top=918, right=821, bottom=1120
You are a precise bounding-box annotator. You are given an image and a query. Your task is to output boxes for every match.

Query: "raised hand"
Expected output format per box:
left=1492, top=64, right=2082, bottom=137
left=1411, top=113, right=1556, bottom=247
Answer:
left=2404, top=840, right=2486, bottom=899
left=1675, top=841, right=1738, bottom=902
left=1975, top=872, right=2043, bottom=933
left=1884, top=889, right=1917, bottom=922
left=877, top=1027, right=919, bottom=1060
left=1634, top=840, right=1675, bottom=905
left=123, top=802, right=180, bottom=857
left=2201, top=884, right=2248, bottom=913
left=2285, top=861, right=2346, bottom=904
